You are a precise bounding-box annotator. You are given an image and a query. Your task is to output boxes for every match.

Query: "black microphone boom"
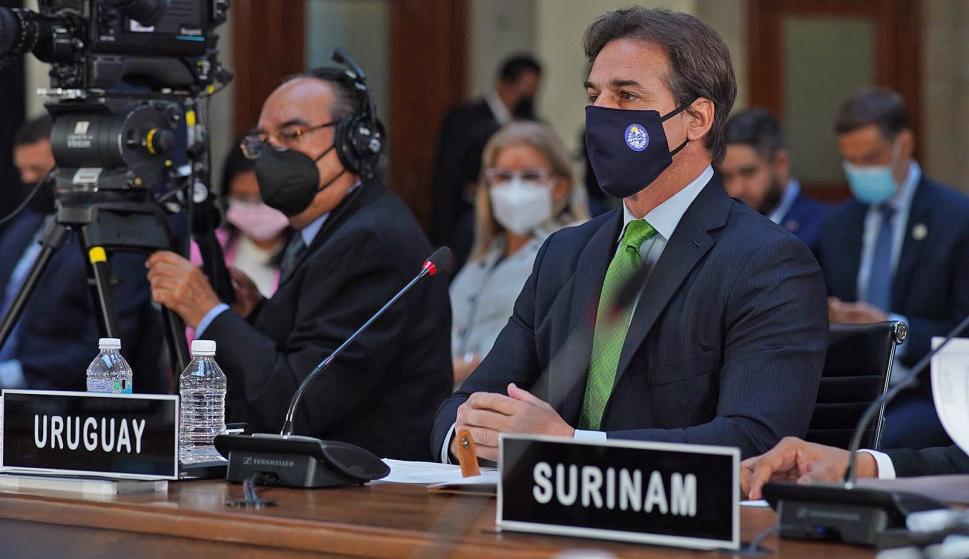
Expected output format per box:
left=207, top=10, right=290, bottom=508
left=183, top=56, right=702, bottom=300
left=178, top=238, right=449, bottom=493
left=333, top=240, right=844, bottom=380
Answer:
left=843, top=312, right=969, bottom=483
left=762, top=314, right=969, bottom=547
left=280, top=246, right=449, bottom=436
left=214, top=247, right=451, bottom=489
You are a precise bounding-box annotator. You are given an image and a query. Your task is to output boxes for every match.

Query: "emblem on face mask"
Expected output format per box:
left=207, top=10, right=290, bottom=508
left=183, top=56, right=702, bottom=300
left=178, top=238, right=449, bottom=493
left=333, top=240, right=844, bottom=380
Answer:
left=624, top=123, right=649, bottom=152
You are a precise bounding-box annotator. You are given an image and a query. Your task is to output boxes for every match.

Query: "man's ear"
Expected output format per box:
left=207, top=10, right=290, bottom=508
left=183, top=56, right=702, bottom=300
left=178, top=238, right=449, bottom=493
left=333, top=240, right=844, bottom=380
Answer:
left=685, top=98, right=715, bottom=142
left=897, top=128, right=915, bottom=160
left=771, top=148, right=791, bottom=179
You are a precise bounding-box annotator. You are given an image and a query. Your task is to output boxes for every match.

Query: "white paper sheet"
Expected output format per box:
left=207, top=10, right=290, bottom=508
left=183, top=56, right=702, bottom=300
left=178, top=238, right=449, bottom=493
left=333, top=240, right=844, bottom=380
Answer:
left=380, top=459, right=497, bottom=485
left=740, top=499, right=770, bottom=508
left=931, top=337, right=969, bottom=455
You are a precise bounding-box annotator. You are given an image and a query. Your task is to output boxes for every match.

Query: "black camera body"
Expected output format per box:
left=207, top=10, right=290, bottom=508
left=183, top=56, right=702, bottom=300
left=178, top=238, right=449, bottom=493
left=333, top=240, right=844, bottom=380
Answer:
left=0, top=0, right=229, bottom=91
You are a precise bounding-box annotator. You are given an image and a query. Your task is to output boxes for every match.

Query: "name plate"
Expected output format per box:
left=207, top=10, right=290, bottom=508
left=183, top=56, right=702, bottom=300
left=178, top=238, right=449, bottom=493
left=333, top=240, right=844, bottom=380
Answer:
left=1, top=390, right=178, bottom=480
left=497, top=435, right=739, bottom=550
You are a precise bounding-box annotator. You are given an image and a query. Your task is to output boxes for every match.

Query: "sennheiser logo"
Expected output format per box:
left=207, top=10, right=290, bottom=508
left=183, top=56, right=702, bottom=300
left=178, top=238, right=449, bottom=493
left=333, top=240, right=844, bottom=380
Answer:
left=243, top=456, right=253, bottom=465
left=74, top=121, right=90, bottom=134
left=251, top=457, right=295, bottom=468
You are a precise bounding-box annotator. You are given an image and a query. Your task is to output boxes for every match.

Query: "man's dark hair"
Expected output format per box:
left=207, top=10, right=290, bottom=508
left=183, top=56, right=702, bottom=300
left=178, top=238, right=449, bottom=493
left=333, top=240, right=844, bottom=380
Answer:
left=583, top=7, right=737, bottom=163
left=834, top=87, right=909, bottom=140
left=498, top=54, right=542, bottom=84
left=14, top=114, right=52, bottom=147
left=725, top=108, right=786, bottom=159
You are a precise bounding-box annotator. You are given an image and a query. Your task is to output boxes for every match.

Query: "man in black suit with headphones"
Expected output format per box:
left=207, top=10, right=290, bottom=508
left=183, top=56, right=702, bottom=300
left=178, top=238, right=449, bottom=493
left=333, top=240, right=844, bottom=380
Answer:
left=146, top=54, right=453, bottom=461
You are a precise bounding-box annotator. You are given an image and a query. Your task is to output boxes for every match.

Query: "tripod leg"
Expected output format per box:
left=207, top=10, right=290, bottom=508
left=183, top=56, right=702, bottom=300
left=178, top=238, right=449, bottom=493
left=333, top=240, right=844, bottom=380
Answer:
left=162, top=307, right=190, bottom=378
left=0, top=221, right=68, bottom=350
left=83, top=245, right=121, bottom=338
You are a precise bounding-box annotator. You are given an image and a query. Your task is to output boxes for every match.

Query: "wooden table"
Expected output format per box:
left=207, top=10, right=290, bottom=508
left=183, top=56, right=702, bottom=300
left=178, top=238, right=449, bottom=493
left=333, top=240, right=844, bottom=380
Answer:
left=0, top=479, right=874, bottom=558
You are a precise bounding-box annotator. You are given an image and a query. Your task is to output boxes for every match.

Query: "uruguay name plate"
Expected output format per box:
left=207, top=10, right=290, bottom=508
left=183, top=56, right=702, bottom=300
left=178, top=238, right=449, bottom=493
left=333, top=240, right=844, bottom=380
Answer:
left=1, top=390, right=179, bottom=479
left=497, top=435, right=739, bottom=550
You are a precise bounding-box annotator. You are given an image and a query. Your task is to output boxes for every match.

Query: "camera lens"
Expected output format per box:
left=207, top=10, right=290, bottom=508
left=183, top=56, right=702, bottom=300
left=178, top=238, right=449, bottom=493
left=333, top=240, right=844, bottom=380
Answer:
left=0, top=8, right=36, bottom=57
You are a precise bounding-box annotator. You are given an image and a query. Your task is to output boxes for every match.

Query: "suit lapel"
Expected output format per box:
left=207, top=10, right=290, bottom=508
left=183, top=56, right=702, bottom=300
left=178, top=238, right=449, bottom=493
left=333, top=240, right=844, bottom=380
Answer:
left=612, top=178, right=728, bottom=389
left=276, top=184, right=377, bottom=290
left=553, top=210, right=622, bottom=423
left=893, top=178, right=931, bottom=307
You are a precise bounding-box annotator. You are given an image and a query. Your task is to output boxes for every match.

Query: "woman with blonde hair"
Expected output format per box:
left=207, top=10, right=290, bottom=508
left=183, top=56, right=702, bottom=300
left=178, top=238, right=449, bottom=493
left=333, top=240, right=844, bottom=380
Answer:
left=450, top=121, right=589, bottom=386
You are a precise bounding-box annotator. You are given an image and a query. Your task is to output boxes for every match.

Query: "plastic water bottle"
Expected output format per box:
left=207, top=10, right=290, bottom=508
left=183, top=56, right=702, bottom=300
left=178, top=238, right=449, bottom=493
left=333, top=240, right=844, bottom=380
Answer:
left=179, top=339, right=227, bottom=465
left=86, top=338, right=133, bottom=394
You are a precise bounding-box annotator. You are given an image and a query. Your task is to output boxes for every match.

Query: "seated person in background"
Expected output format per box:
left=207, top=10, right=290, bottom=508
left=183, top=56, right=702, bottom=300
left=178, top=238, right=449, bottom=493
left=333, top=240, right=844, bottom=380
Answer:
left=741, top=437, right=969, bottom=500
left=817, top=87, right=969, bottom=449
left=191, top=141, right=291, bottom=298
left=432, top=8, right=828, bottom=463
left=0, top=115, right=166, bottom=391
left=718, top=108, right=829, bottom=251
left=431, top=54, right=543, bottom=268
left=451, top=122, right=589, bottom=387
left=146, top=68, right=453, bottom=460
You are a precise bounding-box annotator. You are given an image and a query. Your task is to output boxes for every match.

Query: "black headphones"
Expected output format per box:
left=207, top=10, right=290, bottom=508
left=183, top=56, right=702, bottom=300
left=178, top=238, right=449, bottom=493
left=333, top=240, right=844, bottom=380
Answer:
left=306, top=49, right=385, bottom=180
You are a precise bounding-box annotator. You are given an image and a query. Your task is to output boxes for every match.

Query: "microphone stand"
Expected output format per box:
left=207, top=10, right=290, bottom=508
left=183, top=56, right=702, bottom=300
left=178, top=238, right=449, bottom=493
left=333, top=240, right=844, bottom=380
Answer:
left=214, top=248, right=448, bottom=489
left=763, top=314, right=969, bottom=547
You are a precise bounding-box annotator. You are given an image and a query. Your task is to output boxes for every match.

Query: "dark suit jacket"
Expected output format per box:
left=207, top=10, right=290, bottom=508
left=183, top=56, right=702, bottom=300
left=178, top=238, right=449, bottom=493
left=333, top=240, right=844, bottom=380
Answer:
left=885, top=445, right=969, bottom=477
left=0, top=210, right=165, bottom=392
left=206, top=181, right=453, bottom=461
left=779, top=190, right=829, bottom=251
left=817, top=175, right=969, bottom=366
left=430, top=99, right=501, bottom=256
left=432, top=176, right=829, bottom=459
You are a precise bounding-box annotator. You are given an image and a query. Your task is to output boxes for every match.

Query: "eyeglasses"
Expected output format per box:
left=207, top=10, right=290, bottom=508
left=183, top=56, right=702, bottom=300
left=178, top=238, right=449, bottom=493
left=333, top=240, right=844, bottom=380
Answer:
left=240, top=120, right=336, bottom=160
left=485, top=167, right=555, bottom=186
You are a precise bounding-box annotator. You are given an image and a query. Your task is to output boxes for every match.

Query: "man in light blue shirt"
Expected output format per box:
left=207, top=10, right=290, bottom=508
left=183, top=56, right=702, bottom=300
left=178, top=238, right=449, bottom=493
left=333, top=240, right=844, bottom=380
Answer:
left=817, top=87, right=969, bottom=449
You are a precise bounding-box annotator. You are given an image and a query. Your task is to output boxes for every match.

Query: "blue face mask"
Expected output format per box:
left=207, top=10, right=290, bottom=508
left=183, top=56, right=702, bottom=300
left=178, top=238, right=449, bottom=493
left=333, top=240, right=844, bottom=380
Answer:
left=842, top=142, right=900, bottom=206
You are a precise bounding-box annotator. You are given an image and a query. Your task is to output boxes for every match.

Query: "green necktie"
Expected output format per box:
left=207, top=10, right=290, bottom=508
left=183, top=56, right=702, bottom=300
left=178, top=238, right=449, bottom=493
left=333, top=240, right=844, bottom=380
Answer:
left=580, top=219, right=656, bottom=430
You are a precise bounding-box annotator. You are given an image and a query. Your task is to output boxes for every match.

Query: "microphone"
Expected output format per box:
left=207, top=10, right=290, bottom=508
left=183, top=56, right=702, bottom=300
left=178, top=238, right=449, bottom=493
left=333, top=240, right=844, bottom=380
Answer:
left=762, top=314, right=969, bottom=546
left=279, top=246, right=449, bottom=436
left=214, top=247, right=450, bottom=489
left=843, top=312, right=969, bottom=484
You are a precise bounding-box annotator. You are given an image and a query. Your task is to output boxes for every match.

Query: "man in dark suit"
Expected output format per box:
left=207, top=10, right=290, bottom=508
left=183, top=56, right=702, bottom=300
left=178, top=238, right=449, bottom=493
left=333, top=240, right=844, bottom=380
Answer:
left=430, top=55, right=543, bottom=265
left=0, top=115, right=165, bottom=392
left=146, top=70, right=453, bottom=461
left=431, top=8, right=829, bottom=462
left=741, top=437, right=969, bottom=499
left=718, top=108, right=829, bottom=250
left=817, top=88, right=969, bottom=449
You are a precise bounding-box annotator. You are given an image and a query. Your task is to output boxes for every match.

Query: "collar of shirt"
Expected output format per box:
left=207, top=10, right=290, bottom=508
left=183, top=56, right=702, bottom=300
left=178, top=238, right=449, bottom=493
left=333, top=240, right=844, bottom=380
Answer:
left=298, top=181, right=363, bottom=246
left=620, top=165, right=714, bottom=243
left=769, top=179, right=801, bottom=225
left=884, top=160, right=921, bottom=213
left=485, top=91, right=513, bottom=125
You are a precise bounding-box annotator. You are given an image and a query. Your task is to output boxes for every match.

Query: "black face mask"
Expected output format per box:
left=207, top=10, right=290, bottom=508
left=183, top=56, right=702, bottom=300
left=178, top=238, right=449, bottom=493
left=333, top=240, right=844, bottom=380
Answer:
left=584, top=102, right=692, bottom=198
left=253, top=144, right=345, bottom=217
left=513, top=96, right=536, bottom=120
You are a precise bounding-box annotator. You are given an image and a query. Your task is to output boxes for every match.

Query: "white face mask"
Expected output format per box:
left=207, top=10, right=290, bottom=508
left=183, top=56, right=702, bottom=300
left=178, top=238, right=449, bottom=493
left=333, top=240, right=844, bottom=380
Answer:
left=489, top=178, right=553, bottom=236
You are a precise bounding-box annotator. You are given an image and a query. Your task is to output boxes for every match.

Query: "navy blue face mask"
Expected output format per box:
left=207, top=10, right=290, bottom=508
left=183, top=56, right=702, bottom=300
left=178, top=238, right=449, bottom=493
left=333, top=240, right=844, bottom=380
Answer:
left=584, top=102, right=692, bottom=198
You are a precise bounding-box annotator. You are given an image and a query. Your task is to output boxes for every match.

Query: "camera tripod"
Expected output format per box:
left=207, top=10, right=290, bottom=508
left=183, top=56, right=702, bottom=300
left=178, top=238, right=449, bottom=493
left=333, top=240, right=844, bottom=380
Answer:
left=0, top=191, right=192, bottom=386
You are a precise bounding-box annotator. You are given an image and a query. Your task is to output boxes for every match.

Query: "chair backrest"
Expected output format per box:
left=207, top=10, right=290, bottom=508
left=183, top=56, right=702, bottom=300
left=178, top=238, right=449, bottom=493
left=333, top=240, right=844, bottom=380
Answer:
left=806, top=321, right=906, bottom=450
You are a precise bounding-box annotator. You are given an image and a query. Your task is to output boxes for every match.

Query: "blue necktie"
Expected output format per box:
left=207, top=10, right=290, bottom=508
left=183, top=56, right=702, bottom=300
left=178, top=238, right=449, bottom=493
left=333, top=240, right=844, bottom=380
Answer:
left=865, top=205, right=896, bottom=312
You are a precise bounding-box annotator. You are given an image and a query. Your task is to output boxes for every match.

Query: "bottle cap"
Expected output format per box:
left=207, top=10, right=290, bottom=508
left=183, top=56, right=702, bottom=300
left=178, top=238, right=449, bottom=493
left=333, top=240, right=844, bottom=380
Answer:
left=191, top=339, right=216, bottom=356
left=98, top=338, right=121, bottom=350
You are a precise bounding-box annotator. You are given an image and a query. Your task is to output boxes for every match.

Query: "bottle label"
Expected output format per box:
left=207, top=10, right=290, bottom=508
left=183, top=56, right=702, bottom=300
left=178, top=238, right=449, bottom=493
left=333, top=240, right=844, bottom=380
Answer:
left=87, top=379, right=111, bottom=393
